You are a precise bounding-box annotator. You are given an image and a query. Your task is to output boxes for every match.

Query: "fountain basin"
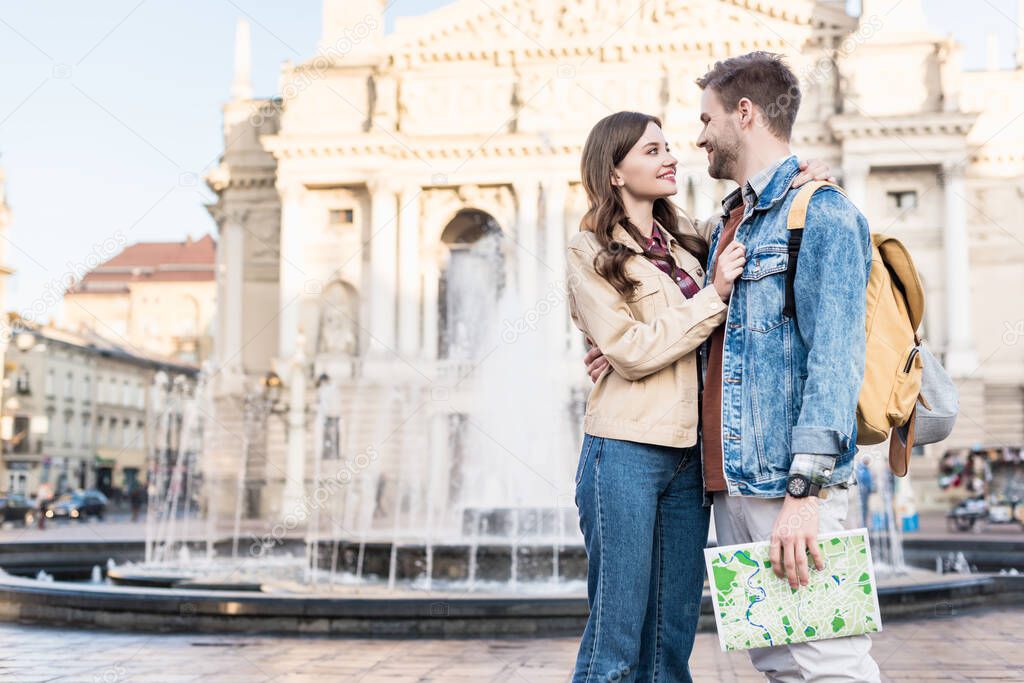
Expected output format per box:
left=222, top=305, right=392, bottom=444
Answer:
left=0, top=573, right=588, bottom=637
left=4, top=535, right=1024, bottom=637
left=1, top=570, right=1022, bottom=637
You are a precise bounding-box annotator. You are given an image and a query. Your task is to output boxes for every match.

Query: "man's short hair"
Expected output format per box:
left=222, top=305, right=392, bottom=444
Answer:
left=696, top=51, right=801, bottom=141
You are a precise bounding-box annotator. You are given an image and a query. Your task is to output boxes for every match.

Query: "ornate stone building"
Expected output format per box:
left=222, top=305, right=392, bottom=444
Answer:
left=204, top=0, right=1024, bottom=524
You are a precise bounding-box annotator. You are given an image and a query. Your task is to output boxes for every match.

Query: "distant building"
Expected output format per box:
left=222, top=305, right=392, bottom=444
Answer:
left=62, top=235, right=217, bottom=364
left=0, top=323, right=197, bottom=497
left=0, top=169, right=14, bottom=331
left=0, top=169, right=16, bottom=425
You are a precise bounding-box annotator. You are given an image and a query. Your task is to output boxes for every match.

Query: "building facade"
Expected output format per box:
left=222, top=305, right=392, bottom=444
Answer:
left=0, top=170, right=14, bottom=337
left=205, top=0, right=1024, bottom=523
left=0, top=169, right=16, bottom=423
left=0, top=325, right=197, bottom=497
left=62, top=235, right=217, bottom=365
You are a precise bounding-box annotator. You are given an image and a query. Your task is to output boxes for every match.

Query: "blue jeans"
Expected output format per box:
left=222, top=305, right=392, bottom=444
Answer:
left=572, top=434, right=710, bottom=683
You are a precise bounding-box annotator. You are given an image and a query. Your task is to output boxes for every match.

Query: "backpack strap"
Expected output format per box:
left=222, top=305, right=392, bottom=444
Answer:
left=784, top=181, right=846, bottom=320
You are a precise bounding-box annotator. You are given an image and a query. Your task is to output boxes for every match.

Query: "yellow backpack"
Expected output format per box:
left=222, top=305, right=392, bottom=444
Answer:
left=785, top=182, right=925, bottom=468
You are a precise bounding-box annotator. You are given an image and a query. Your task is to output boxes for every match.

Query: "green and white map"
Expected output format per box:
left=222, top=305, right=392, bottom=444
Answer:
left=704, top=529, right=882, bottom=652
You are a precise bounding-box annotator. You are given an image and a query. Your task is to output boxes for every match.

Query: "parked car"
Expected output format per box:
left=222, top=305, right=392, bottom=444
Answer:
left=0, top=493, right=35, bottom=525
left=45, top=490, right=108, bottom=522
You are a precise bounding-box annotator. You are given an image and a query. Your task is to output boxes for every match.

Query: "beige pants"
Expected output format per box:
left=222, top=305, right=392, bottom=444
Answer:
left=712, top=488, right=882, bottom=683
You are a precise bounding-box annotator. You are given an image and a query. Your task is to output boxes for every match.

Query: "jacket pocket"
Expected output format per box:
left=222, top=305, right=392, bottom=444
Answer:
left=739, top=247, right=788, bottom=333
left=625, top=276, right=663, bottom=319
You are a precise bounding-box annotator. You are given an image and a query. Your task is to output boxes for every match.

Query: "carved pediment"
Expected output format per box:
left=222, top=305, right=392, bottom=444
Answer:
left=390, top=0, right=837, bottom=57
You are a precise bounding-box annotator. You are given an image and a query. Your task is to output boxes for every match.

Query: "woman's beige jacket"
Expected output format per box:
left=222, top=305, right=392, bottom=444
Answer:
left=566, top=217, right=726, bottom=448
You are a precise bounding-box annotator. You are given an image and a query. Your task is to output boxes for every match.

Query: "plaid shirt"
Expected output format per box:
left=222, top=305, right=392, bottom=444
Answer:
left=720, top=155, right=839, bottom=490
left=645, top=224, right=702, bottom=299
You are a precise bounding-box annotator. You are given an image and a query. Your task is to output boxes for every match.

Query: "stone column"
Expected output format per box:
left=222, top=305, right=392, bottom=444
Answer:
left=397, top=185, right=422, bottom=357
left=513, top=178, right=541, bottom=308
left=941, top=162, right=977, bottom=376
left=842, top=161, right=869, bottom=213
left=542, top=177, right=569, bottom=352
left=277, top=184, right=305, bottom=361
left=219, top=210, right=247, bottom=381
left=367, top=179, right=400, bottom=356
left=281, top=335, right=307, bottom=515
left=422, top=257, right=440, bottom=361
left=213, top=212, right=228, bottom=371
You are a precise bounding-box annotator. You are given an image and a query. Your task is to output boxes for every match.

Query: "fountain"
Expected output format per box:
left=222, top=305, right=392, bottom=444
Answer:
left=856, top=441, right=909, bottom=577
left=102, top=224, right=585, bottom=598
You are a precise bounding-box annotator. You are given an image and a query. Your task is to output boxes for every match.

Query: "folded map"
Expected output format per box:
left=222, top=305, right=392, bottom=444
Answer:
left=704, top=528, right=883, bottom=652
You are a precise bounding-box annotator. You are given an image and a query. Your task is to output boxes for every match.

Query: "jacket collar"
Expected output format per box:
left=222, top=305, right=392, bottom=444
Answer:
left=611, top=221, right=681, bottom=254
left=612, top=223, right=649, bottom=254
left=752, top=154, right=801, bottom=212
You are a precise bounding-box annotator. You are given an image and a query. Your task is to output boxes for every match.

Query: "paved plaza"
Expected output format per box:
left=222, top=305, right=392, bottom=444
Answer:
left=0, top=606, right=1018, bottom=682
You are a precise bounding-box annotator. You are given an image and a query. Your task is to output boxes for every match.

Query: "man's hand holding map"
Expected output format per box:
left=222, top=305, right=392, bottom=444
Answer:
left=704, top=529, right=883, bottom=652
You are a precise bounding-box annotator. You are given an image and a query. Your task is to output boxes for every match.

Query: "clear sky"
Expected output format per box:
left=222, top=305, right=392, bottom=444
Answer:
left=0, top=0, right=1016, bottom=321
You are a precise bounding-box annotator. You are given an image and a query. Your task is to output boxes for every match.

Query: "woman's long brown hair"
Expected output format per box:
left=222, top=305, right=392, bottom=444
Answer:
left=579, top=111, right=709, bottom=297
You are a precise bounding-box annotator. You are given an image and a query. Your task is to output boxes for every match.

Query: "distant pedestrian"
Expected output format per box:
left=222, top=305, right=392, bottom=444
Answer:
left=856, top=455, right=875, bottom=530
left=35, top=482, right=54, bottom=529
left=129, top=484, right=144, bottom=522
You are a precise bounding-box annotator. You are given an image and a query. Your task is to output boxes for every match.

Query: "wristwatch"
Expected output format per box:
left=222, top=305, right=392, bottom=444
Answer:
left=786, top=474, right=821, bottom=499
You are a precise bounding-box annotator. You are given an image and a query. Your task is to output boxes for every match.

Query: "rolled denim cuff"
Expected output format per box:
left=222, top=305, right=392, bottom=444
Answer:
left=791, top=426, right=850, bottom=456
left=790, top=452, right=838, bottom=488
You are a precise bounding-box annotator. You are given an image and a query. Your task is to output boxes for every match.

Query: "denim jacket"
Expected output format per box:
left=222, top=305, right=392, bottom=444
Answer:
left=701, top=156, right=872, bottom=498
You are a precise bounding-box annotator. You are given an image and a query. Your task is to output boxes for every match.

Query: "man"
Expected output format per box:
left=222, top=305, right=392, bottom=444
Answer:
left=583, top=52, right=880, bottom=681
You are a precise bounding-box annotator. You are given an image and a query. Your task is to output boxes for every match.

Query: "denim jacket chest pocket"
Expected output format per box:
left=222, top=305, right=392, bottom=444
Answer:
left=738, top=246, right=788, bottom=333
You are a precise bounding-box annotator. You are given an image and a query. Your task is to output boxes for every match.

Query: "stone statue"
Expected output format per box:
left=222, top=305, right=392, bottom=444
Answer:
left=316, top=282, right=358, bottom=356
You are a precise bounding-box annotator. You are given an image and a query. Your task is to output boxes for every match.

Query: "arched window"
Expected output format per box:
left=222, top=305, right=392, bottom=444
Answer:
left=438, top=209, right=505, bottom=360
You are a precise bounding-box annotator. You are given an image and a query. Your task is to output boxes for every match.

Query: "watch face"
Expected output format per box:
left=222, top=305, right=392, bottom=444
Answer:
left=788, top=476, right=808, bottom=497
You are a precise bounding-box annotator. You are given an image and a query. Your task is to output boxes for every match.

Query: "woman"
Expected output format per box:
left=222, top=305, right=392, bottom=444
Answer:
left=566, top=111, right=831, bottom=682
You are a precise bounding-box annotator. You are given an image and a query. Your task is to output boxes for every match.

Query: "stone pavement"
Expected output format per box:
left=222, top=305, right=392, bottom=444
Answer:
left=0, top=606, right=1020, bottom=682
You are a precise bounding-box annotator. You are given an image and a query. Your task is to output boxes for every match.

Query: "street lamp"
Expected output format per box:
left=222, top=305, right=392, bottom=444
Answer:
left=261, top=370, right=283, bottom=406
left=14, top=332, right=34, bottom=353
